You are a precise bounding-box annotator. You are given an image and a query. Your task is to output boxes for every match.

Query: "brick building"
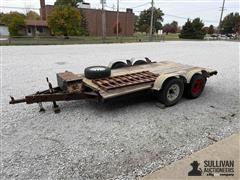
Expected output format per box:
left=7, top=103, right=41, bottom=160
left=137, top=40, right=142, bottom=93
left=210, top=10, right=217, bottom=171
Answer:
left=39, top=0, right=134, bottom=36
left=25, top=20, right=49, bottom=36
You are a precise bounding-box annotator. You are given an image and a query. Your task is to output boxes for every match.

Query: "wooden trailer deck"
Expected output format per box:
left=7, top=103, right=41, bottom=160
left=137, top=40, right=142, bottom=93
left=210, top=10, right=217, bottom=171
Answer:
left=82, top=61, right=217, bottom=99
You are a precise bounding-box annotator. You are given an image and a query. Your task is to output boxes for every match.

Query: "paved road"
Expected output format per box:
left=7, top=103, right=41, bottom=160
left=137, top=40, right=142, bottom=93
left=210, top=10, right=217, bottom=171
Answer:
left=142, top=133, right=239, bottom=180
left=1, top=41, right=239, bottom=179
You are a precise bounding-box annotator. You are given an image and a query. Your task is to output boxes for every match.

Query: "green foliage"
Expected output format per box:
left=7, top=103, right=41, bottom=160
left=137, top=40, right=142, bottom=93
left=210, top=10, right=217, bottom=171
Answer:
left=2, top=12, right=26, bottom=36
left=26, top=11, right=40, bottom=20
left=47, top=6, right=83, bottom=37
left=163, top=21, right=178, bottom=34
left=171, top=21, right=178, bottom=32
left=179, top=18, right=206, bottom=39
left=221, top=12, right=240, bottom=34
left=137, top=7, right=164, bottom=33
left=54, top=0, right=84, bottom=7
left=134, top=15, right=139, bottom=32
left=0, top=12, right=4, bottom=23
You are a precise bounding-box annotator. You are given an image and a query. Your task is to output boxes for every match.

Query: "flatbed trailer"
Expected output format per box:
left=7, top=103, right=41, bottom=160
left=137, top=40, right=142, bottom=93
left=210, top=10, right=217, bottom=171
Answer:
left=9, top=59, right=217, bottom=113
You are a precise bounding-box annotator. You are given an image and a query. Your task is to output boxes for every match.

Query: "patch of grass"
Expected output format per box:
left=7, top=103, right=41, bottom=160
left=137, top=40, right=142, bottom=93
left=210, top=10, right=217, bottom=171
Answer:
left=0, top=33, right=181, bottom=46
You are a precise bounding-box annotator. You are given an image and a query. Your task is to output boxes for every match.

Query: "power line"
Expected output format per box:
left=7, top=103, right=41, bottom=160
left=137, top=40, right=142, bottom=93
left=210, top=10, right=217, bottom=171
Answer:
left=105, top=2, right=151, bottom=10
left=0, top=6, right=39, bottom=10
left=164, top=13, right=218, bottom=23
left=0, top=4, right=226, bottom=25
left=130, top=2, right=151, bottom=9
left=119, top=0, right=238, bottom=2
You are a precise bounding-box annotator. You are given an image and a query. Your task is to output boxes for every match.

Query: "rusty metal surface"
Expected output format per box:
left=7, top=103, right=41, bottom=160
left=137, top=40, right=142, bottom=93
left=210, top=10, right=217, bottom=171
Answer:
left=66, top=83, right=82, bottom=93
left=25, top=93, right=85, bottom=104
left=92, top=71, right=159, bottom=91
left=9, top=86, right=98, bottom=105
left=57, top=71, right=83, bottom=93
left=57, top=71, right=82, bottom=82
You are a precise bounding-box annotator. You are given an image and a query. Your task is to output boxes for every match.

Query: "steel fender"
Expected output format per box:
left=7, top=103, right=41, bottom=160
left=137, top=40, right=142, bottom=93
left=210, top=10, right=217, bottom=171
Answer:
left=108, top=61, right=120, bottom=68
left=152, top=73, right=180, bottom=91
left=186, top=69, right=203, bottom=83
left=108, top=60, right=129, bottom=68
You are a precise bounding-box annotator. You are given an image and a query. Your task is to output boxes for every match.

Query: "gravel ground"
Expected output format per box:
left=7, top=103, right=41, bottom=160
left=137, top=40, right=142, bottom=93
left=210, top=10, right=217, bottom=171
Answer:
left=1, top=41, right=239, bottom=179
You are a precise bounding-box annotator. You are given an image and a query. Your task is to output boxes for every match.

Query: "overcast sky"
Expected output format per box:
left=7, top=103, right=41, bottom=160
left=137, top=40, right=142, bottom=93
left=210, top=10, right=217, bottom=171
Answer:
left=0, top=0, right=239, bottom=26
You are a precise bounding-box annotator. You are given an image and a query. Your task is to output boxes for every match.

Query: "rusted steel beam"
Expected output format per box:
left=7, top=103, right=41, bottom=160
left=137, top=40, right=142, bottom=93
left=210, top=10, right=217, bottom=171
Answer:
left=9, top=97, right=26, bottom=104
left=9, top=87, right=98, bottom=105
left=25, top=93, right=93, bottom=104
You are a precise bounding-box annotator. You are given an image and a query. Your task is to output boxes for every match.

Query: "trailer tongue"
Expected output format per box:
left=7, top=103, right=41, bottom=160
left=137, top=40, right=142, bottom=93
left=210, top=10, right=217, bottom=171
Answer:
left=9, top=70, right=159, bottom=113
left=9, top=60, right=217, bottom=113
left=9, top=77, right=97, bottom=113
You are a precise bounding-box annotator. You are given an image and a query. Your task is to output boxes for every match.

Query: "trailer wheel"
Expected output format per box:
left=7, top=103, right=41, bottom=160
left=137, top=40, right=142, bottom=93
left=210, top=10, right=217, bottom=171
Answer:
left=157, top=78, right=184, bottom=106
left=185, top=74, right=206, bottom=99
left=133, top=60, right=147, bottom=66
left=84, top=66, right=111, bottom=79
left=110, top=61, right=128, bottom=69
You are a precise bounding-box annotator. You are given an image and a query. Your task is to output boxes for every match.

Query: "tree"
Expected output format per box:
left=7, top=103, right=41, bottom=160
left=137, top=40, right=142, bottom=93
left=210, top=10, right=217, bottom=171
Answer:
left=54, top=0, right=84, bottom=7
left=163, top=21, right=178, bottom=34
left=192, top=18, right=206, bottom=38
left=179, top=19, right=193, bottom=39
left=221, top=12, right=240, bottom=34
left=54, top=0, right=88, bottom=36
left=134, top=15, right=139, bottom=32
left=179, top=18, right=206, bottom=39
left=26, top=11, right=40, bottom=20
left=47, top=6, right=82, bottom=37
left=137, top=7, right=164, bottom=34
left=171, top=21, right=178, bottom=33
left=2, top=12, right=26, bottom=36
left=208, top=25, right=215, bottom=34
left=163, top=23, right=171, bottom=34
left=0, top=12, right=4, bottom=23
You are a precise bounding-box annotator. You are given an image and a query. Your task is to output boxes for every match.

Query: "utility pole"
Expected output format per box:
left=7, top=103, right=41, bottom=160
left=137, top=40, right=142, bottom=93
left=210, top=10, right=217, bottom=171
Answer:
left=218, top=0, right=226, bottom=34
left=149, top=0, right=154, bottom=41
left=101, top=0, right=106, bottom=41
left=116, top=0, right=119, bottom=39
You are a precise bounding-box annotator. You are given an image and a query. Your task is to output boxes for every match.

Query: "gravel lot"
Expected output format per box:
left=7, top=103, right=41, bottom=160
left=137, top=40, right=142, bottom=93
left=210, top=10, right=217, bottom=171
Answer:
left=1, top=41, right=239, bottom=179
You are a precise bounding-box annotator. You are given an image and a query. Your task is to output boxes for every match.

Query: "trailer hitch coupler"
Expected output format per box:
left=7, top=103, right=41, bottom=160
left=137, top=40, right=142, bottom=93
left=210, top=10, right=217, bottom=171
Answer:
left=9, top=96, right=26, bottom=104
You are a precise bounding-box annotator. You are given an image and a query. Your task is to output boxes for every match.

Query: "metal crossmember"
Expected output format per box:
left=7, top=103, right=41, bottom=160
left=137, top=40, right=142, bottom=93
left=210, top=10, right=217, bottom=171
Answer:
left=93, top=71, right=158, bottom=91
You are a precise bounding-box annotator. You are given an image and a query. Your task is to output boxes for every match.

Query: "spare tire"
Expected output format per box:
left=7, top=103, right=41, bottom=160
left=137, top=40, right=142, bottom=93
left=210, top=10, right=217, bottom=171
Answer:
left=84, top=66, right=111, bottom=79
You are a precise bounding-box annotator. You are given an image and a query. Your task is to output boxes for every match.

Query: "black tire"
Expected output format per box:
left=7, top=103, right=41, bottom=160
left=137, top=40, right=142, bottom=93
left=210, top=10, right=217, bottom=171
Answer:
left=185, top=74, right=206, bottom=99
left=133, top=60, right=147, bottom=66
left=111, top=61, right=128, bottom=69
left=157, top=78, right=184, bottom=106
left=84, top=66, right=111, bottom=79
